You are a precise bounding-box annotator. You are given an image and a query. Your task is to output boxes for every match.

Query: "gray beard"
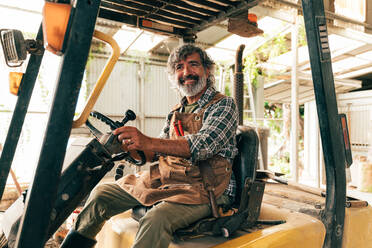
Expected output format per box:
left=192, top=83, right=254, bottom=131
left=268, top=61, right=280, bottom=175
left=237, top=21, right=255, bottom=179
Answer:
left=177, top=75, right=207, bottom=97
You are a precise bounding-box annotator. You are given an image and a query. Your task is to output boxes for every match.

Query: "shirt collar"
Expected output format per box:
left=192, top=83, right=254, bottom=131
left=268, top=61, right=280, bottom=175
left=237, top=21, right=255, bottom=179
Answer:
left=180, top=86, right=217, bottom=109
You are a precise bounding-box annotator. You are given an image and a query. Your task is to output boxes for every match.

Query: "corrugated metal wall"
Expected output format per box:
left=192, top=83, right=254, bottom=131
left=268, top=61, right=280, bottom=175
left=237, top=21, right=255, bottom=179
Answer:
left=338, top=90, right=372, bottom=153
left=86, top=56, right=139, bottom=116
left=334, top=0, right=366, bottom=31
left=335, top=0, right=366, bottom=22
left=304, top=90, right=372, bottom=187
left=84, top=55, right=180, bottom=137
left=143, top=63, right=179, bottom=136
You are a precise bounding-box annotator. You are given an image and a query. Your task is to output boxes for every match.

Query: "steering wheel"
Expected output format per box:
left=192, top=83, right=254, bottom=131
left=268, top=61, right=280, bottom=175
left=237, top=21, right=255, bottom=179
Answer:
left=86, top=109, right=146, bottom=166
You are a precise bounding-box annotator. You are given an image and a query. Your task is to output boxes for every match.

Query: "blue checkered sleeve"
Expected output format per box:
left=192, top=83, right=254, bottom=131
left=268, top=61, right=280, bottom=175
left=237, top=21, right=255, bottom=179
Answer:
left=184, top=96, right=238, bottom=163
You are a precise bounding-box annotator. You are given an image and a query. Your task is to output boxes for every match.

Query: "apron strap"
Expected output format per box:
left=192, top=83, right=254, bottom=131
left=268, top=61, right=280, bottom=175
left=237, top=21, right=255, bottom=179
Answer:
left=198, top=160, right=219, bottom=218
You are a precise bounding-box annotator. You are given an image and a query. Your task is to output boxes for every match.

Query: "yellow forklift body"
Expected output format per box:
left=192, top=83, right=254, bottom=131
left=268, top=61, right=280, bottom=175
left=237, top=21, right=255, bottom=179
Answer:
left=213, top=204, right=326, bottom=248
left=95, top=201, right=372, bottom=248
left=96, top=203, right=327, bottom=248
left=342, top=205, right=372, bottom=247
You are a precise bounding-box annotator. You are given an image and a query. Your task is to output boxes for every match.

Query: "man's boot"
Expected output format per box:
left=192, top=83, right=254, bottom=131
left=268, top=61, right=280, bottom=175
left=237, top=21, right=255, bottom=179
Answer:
left=60, top=230, right=96, bottom=248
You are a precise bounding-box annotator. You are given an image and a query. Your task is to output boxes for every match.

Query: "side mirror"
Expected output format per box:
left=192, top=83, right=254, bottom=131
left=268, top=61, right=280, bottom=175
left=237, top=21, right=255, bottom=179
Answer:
left=0, top=29, right=44, bottom=67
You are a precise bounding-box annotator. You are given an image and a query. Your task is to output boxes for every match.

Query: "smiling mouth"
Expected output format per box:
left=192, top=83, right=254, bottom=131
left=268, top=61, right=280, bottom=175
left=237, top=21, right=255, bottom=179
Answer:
left=183, top=79, right=196, bottom=85
left=180, top=75, right=199, bottom=85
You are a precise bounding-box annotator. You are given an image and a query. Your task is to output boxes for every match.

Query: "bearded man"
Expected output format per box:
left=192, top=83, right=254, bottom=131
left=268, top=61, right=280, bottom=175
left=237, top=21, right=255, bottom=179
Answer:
left=61, top=44, right=239, bottom=248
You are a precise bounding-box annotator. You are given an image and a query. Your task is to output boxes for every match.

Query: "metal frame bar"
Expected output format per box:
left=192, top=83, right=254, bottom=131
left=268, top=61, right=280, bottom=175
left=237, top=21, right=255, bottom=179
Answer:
left=144, top=13, right=194, bottom=28
left=98, top=8, right=186, bottom=37
left=163, top=5, right=210, bottom=21
left=15, top=0, right=101, bottom=247
left=191, top=0, right=260, bottom=33
left=0, top=26, right=44, bottom=200
left=301, top=0, right=346, bottom=247
left=137, top=0, right=219, bottom=16
left=181, top=0, right=227, bottom=11
left=105, top=0, right=201, bottom=24
left=98, top=0, right=260, bottom=37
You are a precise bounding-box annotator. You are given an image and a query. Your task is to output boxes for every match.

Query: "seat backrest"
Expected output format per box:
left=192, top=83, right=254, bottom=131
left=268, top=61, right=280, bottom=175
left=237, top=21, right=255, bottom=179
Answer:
left=232, top=126, right=259, bottom=207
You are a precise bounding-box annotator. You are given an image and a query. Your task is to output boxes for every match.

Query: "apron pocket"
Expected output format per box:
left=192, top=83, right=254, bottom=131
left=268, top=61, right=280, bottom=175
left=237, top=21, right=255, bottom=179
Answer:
left=159, top=183, right=192, bottom=190
left=210, top=158, right=231, bottom=177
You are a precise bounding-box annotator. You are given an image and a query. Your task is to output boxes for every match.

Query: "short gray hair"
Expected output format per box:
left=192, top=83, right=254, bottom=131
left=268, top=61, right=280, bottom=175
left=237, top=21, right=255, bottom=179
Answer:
left=167, top=44, right=215, bottom=87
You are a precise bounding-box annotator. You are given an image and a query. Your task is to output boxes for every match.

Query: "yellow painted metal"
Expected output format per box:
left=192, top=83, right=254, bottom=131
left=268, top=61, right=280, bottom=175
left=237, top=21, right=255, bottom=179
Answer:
left=342, top=205, right=372, bottom=247
left=96, top=211, right=137, bottom=248
left=72, top=30, right=120, bottom=128
left=8, top=72, right=23, bottom=95
left=95, top=203, right=326, bottom=248
left=212, top=204, right=325, bottom=248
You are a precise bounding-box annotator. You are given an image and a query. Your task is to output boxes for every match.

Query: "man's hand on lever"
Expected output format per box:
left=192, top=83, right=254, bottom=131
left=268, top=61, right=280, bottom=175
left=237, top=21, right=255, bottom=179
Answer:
left=113, top=126, right=191, bottom=159
left=114, top=126, right=153, bottom=150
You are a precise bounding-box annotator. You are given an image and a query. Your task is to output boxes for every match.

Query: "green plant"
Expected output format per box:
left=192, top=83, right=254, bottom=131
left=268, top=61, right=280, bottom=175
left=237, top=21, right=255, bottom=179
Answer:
left=243, top=33, right=290, bottom=89
left=269, top=152, right=291, bottom=176
left=298, top=22, right=307, bottom=47
left=240, top=24, right=307, bottom=176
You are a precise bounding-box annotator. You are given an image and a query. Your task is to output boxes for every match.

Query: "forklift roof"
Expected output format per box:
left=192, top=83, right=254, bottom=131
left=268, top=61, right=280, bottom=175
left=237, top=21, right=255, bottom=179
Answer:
left=97, top=0, right=259, bottom=38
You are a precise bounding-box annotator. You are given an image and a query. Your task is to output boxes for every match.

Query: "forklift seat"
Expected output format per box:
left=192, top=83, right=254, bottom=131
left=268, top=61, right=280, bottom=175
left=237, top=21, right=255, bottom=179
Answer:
left=232, top=125, right=259, bottom=207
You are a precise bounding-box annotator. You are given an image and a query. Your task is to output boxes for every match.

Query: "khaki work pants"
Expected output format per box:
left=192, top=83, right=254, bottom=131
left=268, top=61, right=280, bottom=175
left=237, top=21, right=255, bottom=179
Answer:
left=73, top=182, right=231, bottom=248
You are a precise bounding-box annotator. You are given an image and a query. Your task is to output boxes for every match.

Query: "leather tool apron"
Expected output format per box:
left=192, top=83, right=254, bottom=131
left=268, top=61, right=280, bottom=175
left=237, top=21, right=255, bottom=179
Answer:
left=117, top=93, right=232, bottom=206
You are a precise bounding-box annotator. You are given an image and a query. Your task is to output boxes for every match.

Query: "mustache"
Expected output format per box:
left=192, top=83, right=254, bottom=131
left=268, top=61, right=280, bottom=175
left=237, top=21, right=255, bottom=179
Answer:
left=179, top=74, right=199, bottom=84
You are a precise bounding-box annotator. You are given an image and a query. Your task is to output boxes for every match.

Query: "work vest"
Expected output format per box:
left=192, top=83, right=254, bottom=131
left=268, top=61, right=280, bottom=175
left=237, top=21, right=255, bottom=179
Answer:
left=117, top=93, right=232, bottom=206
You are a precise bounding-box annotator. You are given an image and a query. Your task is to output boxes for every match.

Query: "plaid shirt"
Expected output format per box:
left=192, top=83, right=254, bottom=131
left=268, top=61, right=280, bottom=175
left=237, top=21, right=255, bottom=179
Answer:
left=159, top=86, right=238, bottom=199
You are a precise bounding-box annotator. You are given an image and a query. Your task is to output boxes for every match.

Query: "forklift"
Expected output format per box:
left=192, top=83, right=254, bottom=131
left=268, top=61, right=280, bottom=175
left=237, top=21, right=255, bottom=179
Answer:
left=0, top=0, right=371, bottom=247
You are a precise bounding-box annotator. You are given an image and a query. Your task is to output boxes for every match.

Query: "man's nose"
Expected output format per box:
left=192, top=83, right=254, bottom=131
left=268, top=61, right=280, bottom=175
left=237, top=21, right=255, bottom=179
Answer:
left=182, top=64, right=192, bottom=76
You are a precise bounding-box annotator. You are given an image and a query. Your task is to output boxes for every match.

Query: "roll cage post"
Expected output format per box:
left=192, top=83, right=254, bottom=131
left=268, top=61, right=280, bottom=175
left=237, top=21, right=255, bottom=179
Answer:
left=301, top=0, right=347, bottom=247
left=11, top=1, right=101, bottom=247
left=0, top=0, right=347, bottom=247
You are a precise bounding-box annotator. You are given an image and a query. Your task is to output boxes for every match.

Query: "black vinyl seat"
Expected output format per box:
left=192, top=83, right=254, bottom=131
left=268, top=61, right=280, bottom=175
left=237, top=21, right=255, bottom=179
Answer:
left=232, top=125, right=259, bottom=208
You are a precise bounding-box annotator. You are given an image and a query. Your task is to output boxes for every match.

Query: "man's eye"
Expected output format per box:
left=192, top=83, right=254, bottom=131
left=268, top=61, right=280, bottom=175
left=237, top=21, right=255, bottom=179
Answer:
left=191, top=62, right=200, bottom=67
left=175, top=65, right=183, bottom=71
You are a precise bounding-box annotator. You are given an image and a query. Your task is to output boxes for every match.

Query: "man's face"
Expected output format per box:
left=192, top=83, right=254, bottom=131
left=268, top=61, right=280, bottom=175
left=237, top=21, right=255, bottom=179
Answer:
left=174, top=52, right=209, bottom=97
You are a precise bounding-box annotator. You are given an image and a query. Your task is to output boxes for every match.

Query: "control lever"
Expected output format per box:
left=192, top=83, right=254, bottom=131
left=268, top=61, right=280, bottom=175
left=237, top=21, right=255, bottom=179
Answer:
left=86, top=109, right=146, bottom=166
left=116, top=109, right=136, bottom=128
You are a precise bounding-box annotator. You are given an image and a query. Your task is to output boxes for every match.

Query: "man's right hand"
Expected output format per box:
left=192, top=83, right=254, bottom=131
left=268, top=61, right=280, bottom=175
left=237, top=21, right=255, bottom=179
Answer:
left=113, top=126, right=191, bottom=160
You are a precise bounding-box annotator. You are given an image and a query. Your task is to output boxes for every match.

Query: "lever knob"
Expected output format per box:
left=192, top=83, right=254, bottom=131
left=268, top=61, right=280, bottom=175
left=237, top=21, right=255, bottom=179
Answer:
left=120, top=109, right=136, bottom=126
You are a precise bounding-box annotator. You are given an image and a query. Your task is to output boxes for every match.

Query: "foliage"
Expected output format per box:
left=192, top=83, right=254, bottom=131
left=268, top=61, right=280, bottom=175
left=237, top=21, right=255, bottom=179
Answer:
left=241, top=24, right=307, bottom=175
left=215, top=64, right=232, bottom=96
left=243, top=22, right=307, bottom=89
left=244, top=54, right=262, bottom=88
left=298, top=22, right=307, bottom=47
left=264, top=102, right=283, bottom=133
left=269, top=153, right=291, bottom=176
left=243, top=33, right=289, bottom=89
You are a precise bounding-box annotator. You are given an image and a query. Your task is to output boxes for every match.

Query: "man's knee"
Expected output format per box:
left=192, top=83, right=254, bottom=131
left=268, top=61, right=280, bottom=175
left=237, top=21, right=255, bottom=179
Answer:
left=139, top=206, right=173, bottom=231
left=140, top=206, right=166, bottom=223
left=88, top=183, right=115, bottom=203
left=134, top=207, right=174, bottom=248
left=138, top=203, right=196, bottom=234
left=83, top=184, right=116, bottom=218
